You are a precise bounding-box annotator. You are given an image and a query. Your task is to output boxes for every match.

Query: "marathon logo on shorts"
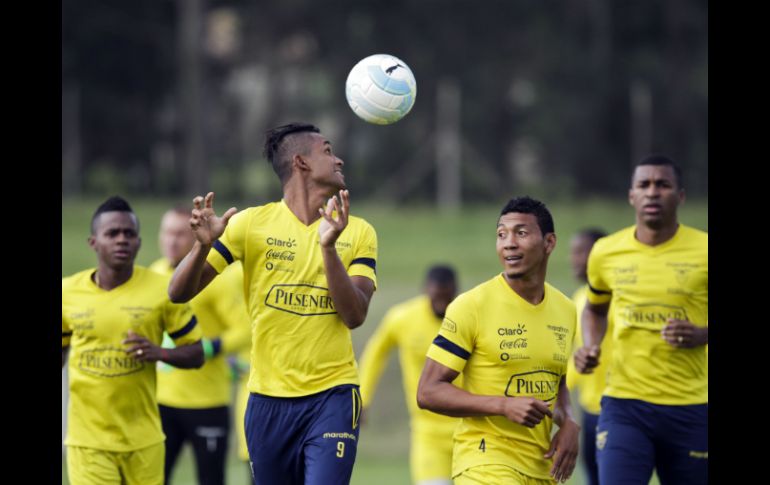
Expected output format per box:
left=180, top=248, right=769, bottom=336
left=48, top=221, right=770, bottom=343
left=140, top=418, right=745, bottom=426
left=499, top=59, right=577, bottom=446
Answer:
left=621, top=303, right=689, bottom=331
left=504, top=369, right=560, bottom=402
left=78, top=346, right=144, bottom=377
left=265, top=284, right=337, bottom=316
left=322, top=432, right=357, bottom=441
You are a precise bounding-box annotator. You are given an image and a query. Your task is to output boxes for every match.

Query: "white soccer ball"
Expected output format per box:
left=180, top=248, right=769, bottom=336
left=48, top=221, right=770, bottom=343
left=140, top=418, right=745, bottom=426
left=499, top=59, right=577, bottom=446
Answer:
left=345, top=54, right=417, bottom=125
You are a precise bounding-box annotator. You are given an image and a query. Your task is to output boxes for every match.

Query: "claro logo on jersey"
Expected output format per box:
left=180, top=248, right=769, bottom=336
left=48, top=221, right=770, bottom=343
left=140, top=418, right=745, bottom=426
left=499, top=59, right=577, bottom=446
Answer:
left=265, top=284, right=337, bottom=316
left=78, top=346, right=144, bottom=377
left=504, top=369, right=560, bottom=402
left=267, top=237, right=297, bottom=248
left=620, top=303, right=689, bottom=331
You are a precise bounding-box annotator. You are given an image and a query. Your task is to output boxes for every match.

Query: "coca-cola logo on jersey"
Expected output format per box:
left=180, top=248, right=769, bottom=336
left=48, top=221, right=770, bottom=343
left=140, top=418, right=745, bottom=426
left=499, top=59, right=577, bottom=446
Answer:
left=266, top=249, right=296, bottom=261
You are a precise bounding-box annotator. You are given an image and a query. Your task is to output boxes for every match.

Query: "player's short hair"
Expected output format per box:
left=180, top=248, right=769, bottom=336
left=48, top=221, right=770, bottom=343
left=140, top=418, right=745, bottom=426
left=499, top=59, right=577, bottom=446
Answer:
left=576, top=227, right=606, bottom=244
left=264, top=122, right=321, bottom=184
left=634, top=154, right=684, bottom=189
left=426, top=265, right=457, bottom=286
left=499, top=196, right=554, bottom=236
left=91, top=196, right=137, bottom=234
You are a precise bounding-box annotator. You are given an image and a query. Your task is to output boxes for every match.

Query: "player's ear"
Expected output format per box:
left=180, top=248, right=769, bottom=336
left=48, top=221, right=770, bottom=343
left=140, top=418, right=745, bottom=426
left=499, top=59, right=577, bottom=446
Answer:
left=544, top=233, right=556, bottom=255
left=87, top=235, right=96, bottom=251
left=294, top=153, right=311, bottom=172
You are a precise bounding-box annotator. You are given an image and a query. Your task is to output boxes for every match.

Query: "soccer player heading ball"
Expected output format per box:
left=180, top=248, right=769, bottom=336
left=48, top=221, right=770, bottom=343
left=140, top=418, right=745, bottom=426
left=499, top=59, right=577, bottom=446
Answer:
left=169, top=123, right=378, bottom=485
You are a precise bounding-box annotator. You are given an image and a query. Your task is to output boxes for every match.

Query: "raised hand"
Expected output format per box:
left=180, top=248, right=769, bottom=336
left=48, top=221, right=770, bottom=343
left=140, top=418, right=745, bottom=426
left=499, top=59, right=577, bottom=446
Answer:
left=189, top=192, right=238, bottom=245
left=318, top=189, right=350, bottom=248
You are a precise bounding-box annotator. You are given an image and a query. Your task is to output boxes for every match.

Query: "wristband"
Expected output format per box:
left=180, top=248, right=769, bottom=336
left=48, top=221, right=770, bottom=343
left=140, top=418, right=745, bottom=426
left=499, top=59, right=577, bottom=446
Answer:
left=202, top=338, right=214, bottom=360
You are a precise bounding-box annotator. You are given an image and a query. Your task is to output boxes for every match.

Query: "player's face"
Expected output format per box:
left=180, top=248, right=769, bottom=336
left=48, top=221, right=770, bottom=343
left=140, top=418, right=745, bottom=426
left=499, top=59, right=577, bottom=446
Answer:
left=496, top=212, right=555, bottom=280
left=426, top=281, right=457, bottom=318
left=89, top=211, right=141, bottom=270
left=569, top=234, right=595, bottom=282
left=305, top=133, right=346, bottom=192
left=629, top=165, right=684, bottom=229
left=159, top=211, right=195, bottom=267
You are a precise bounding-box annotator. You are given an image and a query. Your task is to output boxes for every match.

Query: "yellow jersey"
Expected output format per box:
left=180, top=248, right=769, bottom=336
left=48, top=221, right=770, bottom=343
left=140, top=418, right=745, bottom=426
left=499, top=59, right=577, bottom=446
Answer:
left=427, top=275, right=576, bottom=480
left=206, top=200, right=378, bottom=397
left=586, top=224, right=708, bottom=405
left=150, top=258, right=251, bottom=408
left=359, top=295, right=459, bottom=437
left=62, top=267, right=201, bottom=451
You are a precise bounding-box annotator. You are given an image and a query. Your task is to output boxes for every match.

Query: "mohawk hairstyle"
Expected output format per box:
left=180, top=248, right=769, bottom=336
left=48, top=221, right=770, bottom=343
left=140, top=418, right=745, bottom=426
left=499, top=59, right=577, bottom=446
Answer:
left=263, top=122, right=321, bottom=183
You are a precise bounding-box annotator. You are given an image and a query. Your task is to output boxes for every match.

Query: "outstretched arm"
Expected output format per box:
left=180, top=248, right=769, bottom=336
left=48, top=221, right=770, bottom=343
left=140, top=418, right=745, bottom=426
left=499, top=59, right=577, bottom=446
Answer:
left=169, top=192, right=237, bottom=302
left=318, top=190, right=374, bottom=329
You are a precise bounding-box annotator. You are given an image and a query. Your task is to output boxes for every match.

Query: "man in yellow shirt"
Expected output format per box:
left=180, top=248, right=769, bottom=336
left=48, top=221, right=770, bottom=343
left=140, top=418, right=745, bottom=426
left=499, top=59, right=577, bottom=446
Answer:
left=359, top=265, right=459, bottom=485
left=574, top=155, right=708, bottom=484
left=418, top=196, right=579, bottom=484
left=150, top=207, right=251, bottom=485
left=62, top=196, right=204, bottom=485
left=564, top=228, right=606, bottom=485
left=169, top=123, right=378, bottom=485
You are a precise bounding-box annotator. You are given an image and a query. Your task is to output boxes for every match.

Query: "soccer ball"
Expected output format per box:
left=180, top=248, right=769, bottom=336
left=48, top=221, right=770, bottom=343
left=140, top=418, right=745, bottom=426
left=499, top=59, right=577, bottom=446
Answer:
left=345, top=54, right=417, bottom=125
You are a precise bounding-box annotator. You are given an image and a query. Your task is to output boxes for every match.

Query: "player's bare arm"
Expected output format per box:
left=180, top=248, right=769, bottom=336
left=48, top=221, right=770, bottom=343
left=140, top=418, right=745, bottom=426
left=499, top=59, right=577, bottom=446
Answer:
left=169, top=192, right=237, bottom=302
left=574, top=301, right=609, bottom=374
left=123, top=330, right=204, bottom=368
left=318, top=189, right=374, bottom=329
left=417, top=357, right=552, bottom=427
left=662, top=319, right=708, bottom=348
left=545, top=376, right=580, bottom=483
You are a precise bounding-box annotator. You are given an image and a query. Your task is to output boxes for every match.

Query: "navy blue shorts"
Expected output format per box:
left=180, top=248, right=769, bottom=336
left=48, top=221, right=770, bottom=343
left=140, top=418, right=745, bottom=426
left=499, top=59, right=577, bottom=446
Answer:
left=597, top=396, right=708, bottom=485
left=244, top=384, right=362, bottom=485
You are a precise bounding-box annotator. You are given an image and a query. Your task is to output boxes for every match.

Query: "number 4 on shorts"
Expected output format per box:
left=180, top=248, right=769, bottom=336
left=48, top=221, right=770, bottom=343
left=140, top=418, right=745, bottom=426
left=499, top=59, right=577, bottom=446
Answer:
left=479, top=438, right=486, bottom=453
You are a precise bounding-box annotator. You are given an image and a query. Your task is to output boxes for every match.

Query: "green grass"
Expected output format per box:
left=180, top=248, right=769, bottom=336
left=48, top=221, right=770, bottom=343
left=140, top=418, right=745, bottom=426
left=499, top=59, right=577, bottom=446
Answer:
left=62, top=196, right=699, bottom=484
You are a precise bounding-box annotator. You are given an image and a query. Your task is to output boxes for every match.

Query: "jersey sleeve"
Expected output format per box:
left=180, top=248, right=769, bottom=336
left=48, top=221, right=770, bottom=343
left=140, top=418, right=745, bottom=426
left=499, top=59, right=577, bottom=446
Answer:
left=348, top=220, right=378, bottom=289
left=586, top=244, right=612, bottom=305
left=162, top=300, right=202, bottom=346
left=358, top=308, right=400, bottom=407
left=207, top=210, right=248, bottom=274
left=426, top=293, right=476, bottom=373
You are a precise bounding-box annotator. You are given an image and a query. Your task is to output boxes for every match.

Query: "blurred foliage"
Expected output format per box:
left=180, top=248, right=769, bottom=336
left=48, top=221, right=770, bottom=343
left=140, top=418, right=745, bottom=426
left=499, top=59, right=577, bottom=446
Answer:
left=62, top=0, right=707, bottom=200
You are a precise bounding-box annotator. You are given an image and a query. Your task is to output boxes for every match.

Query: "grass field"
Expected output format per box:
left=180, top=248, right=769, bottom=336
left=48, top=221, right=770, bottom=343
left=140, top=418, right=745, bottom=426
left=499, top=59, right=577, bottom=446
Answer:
left=62, top=196, right=704, bottom=484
